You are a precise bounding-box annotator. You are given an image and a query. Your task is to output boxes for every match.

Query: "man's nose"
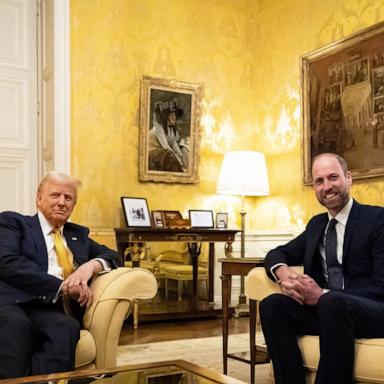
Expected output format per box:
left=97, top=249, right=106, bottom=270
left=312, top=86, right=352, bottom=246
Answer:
left=323, top=180, right=333, bottom=190
left=57, top=195, right=66, bottom=205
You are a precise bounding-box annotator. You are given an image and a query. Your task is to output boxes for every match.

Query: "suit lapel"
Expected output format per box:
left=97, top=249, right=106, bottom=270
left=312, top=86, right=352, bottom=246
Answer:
left=63, top=225, right=86, bottom=265
left=29, top=214, right=49, bottom=269
left=306, top=214, right=328, bottom=271
left=342, top=200, right=360, bottom=263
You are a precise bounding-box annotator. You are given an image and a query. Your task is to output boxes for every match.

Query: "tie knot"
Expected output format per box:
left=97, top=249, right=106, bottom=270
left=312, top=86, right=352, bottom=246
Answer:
left=328, top=218, right=337, bottom=229
left=51, top=228, right=61, bottom=236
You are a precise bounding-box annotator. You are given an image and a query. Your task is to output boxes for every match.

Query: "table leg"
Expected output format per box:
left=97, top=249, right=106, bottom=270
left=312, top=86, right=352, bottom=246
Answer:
left=208, top=242, right=214, bottom=303
left=249, top=298, right=257, bottom=384
left=133, top=302, right=139, bottom=330
left=220, top=274, right=231, bottom=374
left=188, top=243, right=201, bottom=296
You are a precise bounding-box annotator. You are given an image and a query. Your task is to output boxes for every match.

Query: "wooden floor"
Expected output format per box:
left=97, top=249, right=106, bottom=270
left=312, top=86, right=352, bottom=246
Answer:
left=119, top=316, right=249, bottom=345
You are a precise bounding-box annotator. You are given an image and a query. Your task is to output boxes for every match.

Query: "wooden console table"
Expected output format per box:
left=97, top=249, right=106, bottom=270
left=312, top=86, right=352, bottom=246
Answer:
left=219, top=257, right=268, bottom=384
left=115, top=228, right=240, bottom=320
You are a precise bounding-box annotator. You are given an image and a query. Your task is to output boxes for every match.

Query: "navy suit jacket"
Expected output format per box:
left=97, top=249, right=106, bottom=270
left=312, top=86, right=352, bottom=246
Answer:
left=265, top=200, right=384, bottom=302
left=0, top=211, right=122, bottom=306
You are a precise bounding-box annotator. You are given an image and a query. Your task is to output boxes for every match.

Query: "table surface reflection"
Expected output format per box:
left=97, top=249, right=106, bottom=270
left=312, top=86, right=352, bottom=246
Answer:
left=0, top=360, right=246, bottom=384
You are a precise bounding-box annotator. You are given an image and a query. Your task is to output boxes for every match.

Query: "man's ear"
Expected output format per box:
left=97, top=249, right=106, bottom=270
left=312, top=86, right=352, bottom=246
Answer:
left=346, top=170, right=352, bottom=185
left=36, top=192, right=42, bottom=207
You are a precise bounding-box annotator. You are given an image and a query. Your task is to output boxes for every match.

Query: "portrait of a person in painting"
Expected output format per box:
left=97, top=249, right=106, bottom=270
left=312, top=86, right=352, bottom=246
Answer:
left=148, top=99, right=189, bottom=173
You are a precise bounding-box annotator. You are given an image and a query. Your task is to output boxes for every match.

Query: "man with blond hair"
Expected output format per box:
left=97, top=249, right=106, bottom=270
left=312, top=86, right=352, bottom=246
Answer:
left=260, top=153, right=384, bottom=384
left=0, top=171, right=122, bottom=378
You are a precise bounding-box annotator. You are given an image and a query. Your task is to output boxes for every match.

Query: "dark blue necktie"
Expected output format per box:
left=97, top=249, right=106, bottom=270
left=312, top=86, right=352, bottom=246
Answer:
left=325, top=218, right=343, bottom=289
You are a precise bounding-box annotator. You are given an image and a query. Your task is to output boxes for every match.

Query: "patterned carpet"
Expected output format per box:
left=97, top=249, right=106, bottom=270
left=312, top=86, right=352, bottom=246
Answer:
left=117, top=333, right=271, bottom=383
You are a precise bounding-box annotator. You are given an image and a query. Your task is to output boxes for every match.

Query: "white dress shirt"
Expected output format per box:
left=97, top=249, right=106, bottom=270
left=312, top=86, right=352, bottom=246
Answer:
left=37, top=211, right=110, bottom=280
left=319, top=198, right=353, bottom=286
left=270, top=198, right=354, bottom=287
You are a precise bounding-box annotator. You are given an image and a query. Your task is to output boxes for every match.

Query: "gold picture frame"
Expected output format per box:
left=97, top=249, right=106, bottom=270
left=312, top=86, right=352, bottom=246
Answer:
left=301, top=21, right=384, bottom=185
left=139, top=76, right=203, bottom=183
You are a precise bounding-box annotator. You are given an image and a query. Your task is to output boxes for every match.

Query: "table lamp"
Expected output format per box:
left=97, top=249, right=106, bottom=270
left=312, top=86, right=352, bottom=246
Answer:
left=216, top=151, right=270, bottom=311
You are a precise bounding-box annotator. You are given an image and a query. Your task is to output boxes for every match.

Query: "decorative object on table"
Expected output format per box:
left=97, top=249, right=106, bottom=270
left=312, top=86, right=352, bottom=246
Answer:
left=152, top=211, right=165, bottom=227
left=139, top=76, right=203, bottom=184
left=301, top=21, right=384, bottom=185
left=215, top=212, right=228, bottom=228
left=217, top=151, right=270, bottom=314
left=121, top=197, right=152, bottom=227
left=161, top=210, right=191, bottom=228
left=189, top=210, right=214, bottom=228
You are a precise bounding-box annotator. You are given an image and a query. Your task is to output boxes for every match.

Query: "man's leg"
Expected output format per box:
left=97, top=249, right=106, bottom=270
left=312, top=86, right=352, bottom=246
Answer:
left=0, top=304, right=35, bottom=378
left=315, top=291, right=384, bottom=384
left=260, top=293, right=318, bottom=384
left=26, top=307, right=81, bottom=375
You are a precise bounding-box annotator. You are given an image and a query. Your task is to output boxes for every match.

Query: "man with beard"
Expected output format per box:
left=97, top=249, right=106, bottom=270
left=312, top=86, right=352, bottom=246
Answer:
left=259, top=153, right=384, bottom=384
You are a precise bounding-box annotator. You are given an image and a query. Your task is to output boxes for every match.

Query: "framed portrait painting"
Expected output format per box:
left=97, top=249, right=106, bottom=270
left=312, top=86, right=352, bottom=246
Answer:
left=301, top=21, right=384, bottom=184
left=139, top=76, right=203, bottom=184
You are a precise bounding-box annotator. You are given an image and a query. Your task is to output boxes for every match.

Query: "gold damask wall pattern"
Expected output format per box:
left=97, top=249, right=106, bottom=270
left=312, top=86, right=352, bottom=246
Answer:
left=70, top=0, right=384, bottom=239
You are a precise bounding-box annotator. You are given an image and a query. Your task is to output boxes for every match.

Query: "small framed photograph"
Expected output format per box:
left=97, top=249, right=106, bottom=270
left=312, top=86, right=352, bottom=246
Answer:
left=162, top=210, right=183, bottom=227
left=152, top=210, right=165, bottom=228
left=189, top=209, right=214, bottom=228
left=216, top=212, right=228, bottom=228
left=120, top=197, right=152, bottom=227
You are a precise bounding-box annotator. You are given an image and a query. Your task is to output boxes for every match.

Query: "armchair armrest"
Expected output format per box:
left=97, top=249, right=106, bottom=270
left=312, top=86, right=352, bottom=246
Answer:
left=245, top=266, right=304, bottom=301
left=83, top=267, right=158, bottom=368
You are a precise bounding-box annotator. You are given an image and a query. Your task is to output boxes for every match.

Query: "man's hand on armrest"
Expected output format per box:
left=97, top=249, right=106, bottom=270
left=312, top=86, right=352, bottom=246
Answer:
left=274, top=265, right=306, bottom=305
left=61, top=260, right=102, bottom=308
left=274, top=266, right=324, bottom=306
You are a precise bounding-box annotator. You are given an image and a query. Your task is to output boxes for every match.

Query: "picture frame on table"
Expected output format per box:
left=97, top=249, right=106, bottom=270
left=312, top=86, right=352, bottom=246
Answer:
left=139, top=76, right=203, bottom=184
left=120, top=197, right=152, bottom=227
left=215, top=212, right=228, bottom=228
left=301, top=21, right=384, bottom=185
left=161, top=210, right=184, bottom=228
left=152, top=211, right=165, bottom=228
left=189, top=209, right=214, bottom=228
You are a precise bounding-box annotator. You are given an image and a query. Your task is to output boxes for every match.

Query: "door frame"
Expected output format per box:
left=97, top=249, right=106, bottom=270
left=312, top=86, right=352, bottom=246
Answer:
left=53, top=0, right=70, bottom=174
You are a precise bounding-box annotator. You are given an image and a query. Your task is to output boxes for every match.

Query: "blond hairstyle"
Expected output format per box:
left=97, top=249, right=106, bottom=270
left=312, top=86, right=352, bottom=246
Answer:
left=37, top=171, right=82, bottom=200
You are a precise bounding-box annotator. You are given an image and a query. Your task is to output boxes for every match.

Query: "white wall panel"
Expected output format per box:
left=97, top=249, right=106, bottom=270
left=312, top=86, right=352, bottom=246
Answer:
left=0, top=156, right=29, bottom=213
left=0, top=0, right=27, bottom=69
left=0, top=76, right=29, bottom=147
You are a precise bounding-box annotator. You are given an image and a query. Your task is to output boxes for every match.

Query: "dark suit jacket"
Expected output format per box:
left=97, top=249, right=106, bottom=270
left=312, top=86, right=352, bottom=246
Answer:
left=265, top=200, right=384, bottom=302
left=0, top=211, right=122, bottom=306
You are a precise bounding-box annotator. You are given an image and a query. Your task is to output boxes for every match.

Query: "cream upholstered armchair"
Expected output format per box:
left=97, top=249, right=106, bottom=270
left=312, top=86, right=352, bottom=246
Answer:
left=245, top=267, right=384, bottom=384
left=74, top=267, right=158, bottom=370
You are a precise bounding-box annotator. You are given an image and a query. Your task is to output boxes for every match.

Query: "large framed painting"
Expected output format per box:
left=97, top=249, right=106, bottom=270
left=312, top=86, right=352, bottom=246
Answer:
left=139, top=76, right=203, bottom=183
left=301, top=21, right=384, bottom=185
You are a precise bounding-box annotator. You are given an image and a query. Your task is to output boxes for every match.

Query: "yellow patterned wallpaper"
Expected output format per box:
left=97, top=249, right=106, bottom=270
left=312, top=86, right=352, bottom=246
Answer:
left=70, top=0, right=384, bottom=239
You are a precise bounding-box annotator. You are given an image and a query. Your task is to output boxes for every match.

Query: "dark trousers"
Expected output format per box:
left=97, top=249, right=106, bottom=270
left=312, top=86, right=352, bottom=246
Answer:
left=0, top=301, right=81, bottom=378
left=260, top=291, right=384, bottom=384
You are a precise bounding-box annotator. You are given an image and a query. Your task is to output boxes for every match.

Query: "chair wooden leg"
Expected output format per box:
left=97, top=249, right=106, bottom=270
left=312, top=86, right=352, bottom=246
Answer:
left=178, top=280, right=182, bottom=301
left=165, top=278, right=169, bottom=300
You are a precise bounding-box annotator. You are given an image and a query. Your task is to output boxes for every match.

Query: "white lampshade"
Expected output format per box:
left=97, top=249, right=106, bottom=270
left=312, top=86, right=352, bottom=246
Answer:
left=216, top=151, right=270, bottom=196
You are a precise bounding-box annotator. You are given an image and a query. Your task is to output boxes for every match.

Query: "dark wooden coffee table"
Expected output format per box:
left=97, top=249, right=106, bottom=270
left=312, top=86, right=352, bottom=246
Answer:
left=0, top=360, right=247, bottom=384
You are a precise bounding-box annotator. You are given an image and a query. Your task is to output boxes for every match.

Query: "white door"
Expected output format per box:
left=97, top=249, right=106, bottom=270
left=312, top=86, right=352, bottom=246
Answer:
left=0, top=0, right=38, bottom=214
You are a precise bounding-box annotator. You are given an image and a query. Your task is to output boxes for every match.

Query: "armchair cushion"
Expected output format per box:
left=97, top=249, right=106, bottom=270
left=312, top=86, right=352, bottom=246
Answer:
left=75, top=330, right=96, bottom=368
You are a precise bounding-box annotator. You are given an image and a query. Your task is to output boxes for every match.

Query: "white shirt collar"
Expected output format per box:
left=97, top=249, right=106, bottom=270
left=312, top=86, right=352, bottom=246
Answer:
left=37, top=210, right=62, bottom=235
left=328, top=198, right=353, bottom=226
